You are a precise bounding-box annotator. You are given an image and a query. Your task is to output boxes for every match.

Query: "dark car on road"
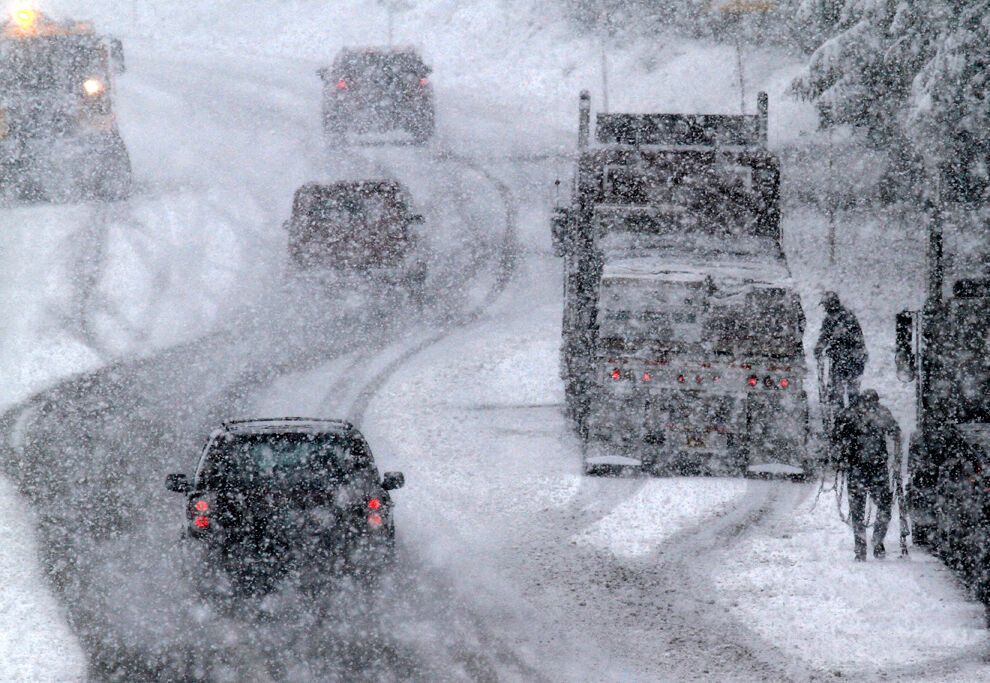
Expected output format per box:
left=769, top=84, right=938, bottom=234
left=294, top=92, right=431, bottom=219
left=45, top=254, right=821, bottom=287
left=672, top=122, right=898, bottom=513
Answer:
left=284, top=179, right=428, bottom=294
left=319, top=47, right=434, bottom=144
left=166, top=418, right=404, bottom=595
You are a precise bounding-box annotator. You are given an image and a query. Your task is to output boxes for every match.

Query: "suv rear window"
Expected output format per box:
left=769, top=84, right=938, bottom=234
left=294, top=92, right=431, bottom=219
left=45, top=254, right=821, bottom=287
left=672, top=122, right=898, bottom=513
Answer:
left=303, top=187, right=398, bottom=228
left=335, top=51, right=425, bottom=79
left=199, top=433, right=375, bottom=489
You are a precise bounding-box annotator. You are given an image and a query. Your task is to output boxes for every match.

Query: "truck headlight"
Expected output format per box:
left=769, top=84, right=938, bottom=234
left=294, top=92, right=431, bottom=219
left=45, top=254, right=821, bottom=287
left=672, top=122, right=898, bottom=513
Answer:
left=83, top=79, right=106, bottom=96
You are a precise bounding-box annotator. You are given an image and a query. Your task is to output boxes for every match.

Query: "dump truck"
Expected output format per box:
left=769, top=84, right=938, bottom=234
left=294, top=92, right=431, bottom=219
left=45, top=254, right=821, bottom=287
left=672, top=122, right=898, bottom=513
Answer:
left=552, top=91, right=809, bottom=475
left=0, top=8, right=131, bottom=201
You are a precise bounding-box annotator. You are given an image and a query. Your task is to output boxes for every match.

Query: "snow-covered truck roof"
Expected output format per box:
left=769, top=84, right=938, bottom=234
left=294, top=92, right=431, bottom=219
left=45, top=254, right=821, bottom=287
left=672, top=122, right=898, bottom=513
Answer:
left=601, top=251, right=793, bottom=289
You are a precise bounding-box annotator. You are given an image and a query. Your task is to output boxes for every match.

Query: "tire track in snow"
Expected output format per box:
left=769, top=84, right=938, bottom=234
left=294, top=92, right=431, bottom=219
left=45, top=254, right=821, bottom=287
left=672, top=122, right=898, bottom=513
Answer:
left=0, top=136, right=524, bottom=681
left=319, top=147, right=555, bottom=681
left=347, top=147, right=519, bottom=423
left=340, top=150, right=831, bottom=680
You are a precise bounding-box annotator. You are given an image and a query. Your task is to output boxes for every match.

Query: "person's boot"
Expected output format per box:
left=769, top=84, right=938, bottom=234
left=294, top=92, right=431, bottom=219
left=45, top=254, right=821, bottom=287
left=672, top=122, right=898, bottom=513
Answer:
left=874, top=542, right=886, bottom=560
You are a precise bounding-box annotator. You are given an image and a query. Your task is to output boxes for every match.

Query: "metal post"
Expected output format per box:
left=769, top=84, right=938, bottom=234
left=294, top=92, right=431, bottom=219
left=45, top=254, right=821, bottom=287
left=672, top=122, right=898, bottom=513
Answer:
left=578, top=91, right=591, bottom=150
left=599, top=1, right=609, bottom=113
left=734, top=35, right=746, bottom=115
left=600, top=43, right=609, bottom=114
left=828, top=126, right=836, bottom=265
left=757, top=91, right=768, bottom=146
left=927, top=196, right=944, bottom=304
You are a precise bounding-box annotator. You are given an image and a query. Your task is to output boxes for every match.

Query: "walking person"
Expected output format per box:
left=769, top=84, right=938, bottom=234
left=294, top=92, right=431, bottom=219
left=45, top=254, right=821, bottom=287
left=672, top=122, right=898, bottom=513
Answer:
left=814, top=291, right=868, bottom=431
left=832, top=389, right=901, bottom=561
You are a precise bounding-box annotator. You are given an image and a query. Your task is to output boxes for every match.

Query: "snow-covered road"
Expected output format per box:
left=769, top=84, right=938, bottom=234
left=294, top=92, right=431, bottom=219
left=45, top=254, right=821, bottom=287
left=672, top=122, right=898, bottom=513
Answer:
left=2, top=2, right=990, bottom=680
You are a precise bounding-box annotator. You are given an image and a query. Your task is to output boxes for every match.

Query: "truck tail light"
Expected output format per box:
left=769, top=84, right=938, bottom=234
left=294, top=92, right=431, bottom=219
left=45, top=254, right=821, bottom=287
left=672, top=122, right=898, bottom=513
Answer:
left=779, top=378, right=790, bottom=389
left=336, top=78, right=348, bottom=90
left=419, top=77, right=429, bottom=86
left=610, top=368, right=621, bottom=380
left=747, top=375, right=758, bottom=387
left=367, top=512, right=383, bottom=528
left=642, top=372, right=651, bottom=382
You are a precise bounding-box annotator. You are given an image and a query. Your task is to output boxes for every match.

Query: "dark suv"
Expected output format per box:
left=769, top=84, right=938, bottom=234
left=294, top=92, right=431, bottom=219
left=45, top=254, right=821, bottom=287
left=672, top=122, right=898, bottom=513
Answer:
left=284, top=180, right=428, bottom=294
left=166, top=418, right=404, bottom=595
left=319, top=47, right=435, bottom=143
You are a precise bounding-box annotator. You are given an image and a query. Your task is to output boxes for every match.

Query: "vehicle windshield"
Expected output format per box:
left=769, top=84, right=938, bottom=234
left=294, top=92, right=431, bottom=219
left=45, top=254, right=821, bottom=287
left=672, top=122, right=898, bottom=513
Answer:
left=0, top=36, right=105, bottom=94
left=199, top=433, right=377, bottom=489
left=951, top=300, right=990, bottom=423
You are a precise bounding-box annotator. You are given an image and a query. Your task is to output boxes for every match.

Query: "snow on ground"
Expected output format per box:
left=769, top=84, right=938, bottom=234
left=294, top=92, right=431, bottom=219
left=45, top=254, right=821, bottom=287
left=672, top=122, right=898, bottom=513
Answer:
left=353, top=237, right=760, bottom=677
left=713, top=481, right=990, bottom=679
left=0, top=477, right=85, bottom=682
left=575, top=478, right=747, bottom=560
left=1, top=0, right=989, bottom=679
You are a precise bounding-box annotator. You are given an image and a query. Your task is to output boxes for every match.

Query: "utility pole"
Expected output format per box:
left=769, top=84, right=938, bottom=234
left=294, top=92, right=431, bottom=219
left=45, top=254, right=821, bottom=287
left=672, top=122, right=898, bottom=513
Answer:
left=734, top=35, right=746, bottom=114
left=827, top=126, right=836, bottom=265
left=598, top=0, right=610, bottom=112
left=710, top=0, right=776, bottom=114
left=378, top=0, right=414, bottom=47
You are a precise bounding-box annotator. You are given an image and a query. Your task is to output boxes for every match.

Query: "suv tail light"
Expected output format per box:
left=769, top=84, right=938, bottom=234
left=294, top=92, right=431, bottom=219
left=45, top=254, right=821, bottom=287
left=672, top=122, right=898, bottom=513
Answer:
left=336, top=78, right=348, bottom=90
left=188, top=493, right=216, bottom=531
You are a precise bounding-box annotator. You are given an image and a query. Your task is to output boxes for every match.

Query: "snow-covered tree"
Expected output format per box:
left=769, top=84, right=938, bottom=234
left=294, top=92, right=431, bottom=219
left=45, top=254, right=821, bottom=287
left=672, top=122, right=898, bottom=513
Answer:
left=793, top=0, right=990, bottom=202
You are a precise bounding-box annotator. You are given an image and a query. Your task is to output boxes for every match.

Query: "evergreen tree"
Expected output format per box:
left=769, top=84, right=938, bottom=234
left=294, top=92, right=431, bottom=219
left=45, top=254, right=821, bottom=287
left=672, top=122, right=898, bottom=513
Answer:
left=793, top=0, right=989, bottom=202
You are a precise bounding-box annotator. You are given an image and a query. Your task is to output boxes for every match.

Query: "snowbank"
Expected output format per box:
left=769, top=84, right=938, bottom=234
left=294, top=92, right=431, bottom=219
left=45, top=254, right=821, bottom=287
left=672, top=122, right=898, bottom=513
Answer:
left=713, top=483, right=989, bottom=676
left=0, top=476, right=86, bottom=681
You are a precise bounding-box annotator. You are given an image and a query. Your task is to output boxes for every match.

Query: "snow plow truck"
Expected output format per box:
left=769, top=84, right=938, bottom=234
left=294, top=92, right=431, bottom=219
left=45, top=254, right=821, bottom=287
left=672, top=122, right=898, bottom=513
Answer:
left=552, top=91, right=810, bottom=476
left=0, top=8, right=131, bottom=201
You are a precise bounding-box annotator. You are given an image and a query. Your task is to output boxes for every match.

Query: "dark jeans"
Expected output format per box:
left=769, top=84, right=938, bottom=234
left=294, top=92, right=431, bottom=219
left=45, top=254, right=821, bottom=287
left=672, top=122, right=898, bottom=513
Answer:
left=848, top=472, right=892, bottom=557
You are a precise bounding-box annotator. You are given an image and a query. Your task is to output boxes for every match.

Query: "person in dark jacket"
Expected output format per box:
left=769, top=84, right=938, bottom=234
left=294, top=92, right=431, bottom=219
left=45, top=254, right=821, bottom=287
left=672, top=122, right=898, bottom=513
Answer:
left=832, top=389, right=901, bottom=561
left=815, top=291, right=868, bottom=426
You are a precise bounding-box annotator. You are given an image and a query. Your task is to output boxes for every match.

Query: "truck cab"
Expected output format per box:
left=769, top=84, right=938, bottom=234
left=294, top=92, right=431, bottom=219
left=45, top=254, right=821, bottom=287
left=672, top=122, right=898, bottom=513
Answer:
left=0, top=9, right=131, bottom=200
